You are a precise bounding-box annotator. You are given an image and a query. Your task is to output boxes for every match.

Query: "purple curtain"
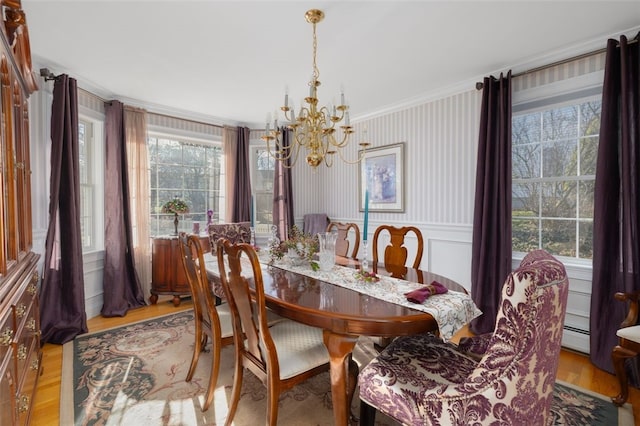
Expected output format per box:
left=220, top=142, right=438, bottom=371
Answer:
left=231, top=126, right=252, bottom=223
left=590, top=33, right=640, bottom=381
left=102, top=101, right=146, bottom=317
left=470, top=71, right=513, bottom=335
left=39, top=75, right=88, bottom=344
left=273, top=128, right=294, bottom=240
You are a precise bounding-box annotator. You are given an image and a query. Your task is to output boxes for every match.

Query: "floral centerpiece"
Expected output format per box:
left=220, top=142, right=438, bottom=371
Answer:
left=161, top=198, right=189, bottom=235
left=268, top=225, right=319, bottom=269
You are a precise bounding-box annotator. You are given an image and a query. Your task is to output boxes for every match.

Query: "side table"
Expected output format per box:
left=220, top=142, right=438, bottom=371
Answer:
left=150, top=234, right=210, bottom=306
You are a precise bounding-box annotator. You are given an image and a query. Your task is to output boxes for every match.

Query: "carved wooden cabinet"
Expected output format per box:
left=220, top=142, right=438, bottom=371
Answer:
left=0, top=1, right=41, bottom=424
left=150, top=235, right=210, bottom=307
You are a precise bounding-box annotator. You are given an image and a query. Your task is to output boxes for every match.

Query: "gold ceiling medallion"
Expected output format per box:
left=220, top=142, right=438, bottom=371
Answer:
left=262, top=9, right=369, bottom=169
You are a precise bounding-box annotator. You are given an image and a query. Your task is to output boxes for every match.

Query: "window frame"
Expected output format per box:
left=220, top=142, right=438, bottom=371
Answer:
left=77, top=113, right=105, bottom=254
left=250, top=142, right=276, bottom=234
left=511, top=70, right=604, bottom=267
left=148, top=131, right=225, bottom=237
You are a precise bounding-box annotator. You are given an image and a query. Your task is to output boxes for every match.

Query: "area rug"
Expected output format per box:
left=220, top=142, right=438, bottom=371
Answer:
left=61, top=310, right=634, bottom=425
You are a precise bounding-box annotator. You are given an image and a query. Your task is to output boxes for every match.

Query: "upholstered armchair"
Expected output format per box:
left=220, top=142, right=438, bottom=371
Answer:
left=358, top=249, right=569, bottom=425
left=612, top=290, right=640, bottom=406
left=207, top=222, right=251, bottom=298
left=208, top=222, right=251, bottom=255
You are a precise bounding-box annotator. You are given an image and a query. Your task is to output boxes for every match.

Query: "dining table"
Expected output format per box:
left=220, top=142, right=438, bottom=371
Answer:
left=204, top=252, right=480, bottom=426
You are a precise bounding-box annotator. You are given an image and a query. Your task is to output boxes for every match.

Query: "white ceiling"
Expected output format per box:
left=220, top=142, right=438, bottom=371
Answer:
left=23, top=1, right=640, bottom=128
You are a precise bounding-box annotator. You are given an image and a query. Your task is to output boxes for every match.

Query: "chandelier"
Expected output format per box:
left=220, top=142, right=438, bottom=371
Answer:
left=262, top=9, right=369, bottom=169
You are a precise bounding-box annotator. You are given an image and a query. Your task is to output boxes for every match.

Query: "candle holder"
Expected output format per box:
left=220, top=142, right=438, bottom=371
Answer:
left=361, top=239, right=369, bottom=272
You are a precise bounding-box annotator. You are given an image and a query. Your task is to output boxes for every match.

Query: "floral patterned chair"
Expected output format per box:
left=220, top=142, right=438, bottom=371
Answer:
left=358, top=249, right=569, bottom=425
left=208, top=222, right=251, bottom=255
left=208, top=222, right=251, bottom=298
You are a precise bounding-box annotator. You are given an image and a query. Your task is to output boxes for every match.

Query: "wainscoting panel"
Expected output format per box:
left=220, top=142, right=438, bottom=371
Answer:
left=427, top=238, right=473, bottom=292
left=82, top=251, right=106, bottom=319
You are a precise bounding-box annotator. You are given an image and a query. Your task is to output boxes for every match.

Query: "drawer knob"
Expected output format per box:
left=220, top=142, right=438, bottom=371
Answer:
left=17, top=344, right=27, bottom=361
left=15, top=303, right=26, bottom=318
left=17, top=395, right=29, bottom=413
left=0, top=328, right=13, bottom=346
left=26, top=318, right=36, bottom=331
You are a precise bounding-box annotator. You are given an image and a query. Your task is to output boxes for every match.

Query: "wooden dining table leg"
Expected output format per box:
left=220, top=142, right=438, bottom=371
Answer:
left=323, top=330, right=359, bottom=426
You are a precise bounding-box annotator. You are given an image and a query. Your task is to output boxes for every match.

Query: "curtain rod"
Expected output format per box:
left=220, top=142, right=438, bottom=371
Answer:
left=475, top=37, right=638, bottom=90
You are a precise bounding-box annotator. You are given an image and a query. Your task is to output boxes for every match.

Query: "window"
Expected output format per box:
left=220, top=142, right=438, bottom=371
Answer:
left=512, top=96, right=600, bottom=260
left=251, top=147, right=275, bottom=233
left=78, top=117, right=104, bottom=252
left=149, top=135, right=224, bottom=236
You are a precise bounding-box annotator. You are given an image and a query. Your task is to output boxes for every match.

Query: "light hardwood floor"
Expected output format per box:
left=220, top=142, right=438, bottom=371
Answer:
left=31, top=296, right=640, bottom=425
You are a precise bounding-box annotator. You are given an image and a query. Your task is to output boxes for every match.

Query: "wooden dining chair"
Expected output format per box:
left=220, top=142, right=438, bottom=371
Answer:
left=372, top=225, right=424, bottom=279
left=177, top=232, right=234, bottom=411
left=326, top=221, right=360, bottom=259
left=612, top=289, right=640, bottom=406
left=216, top=239, right=330, bottom=426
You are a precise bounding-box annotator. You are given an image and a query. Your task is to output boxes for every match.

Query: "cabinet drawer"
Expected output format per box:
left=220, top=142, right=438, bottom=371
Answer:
left=15, top=348, right=39, bottom=426
left=0, top=347, right=15, bottom=426
left=12, top=278, right=37, bottom=331
left=14, top=322, right=37, bottom=388
left=0, top=308, right=14, bottom=374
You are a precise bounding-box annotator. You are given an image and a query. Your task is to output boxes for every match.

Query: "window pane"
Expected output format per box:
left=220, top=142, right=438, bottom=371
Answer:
left=541, top=181, right=576, bottom=218
left=513, top=182, right=539, bottom=217
left=255, top=192, right=273, bottom=224
left=156, top=139, right=183, bottom=165
left=542, top=140, right=577, bottom=178
left=580, top=101, right=601, bottom=136
left=513, top=113, right=540, bottom=145
left=579, top=180, right=594, bottom=219
left=157, top=165, right=184, bottom=189
left=513, top=144, right=540, bottom=179
left=512, top=218, right=539, bottom=253
left=541, top=219, right=576, bottom=257
left=543, top=105, right=578, bottom=141
left=580, top=135, right=598, bottom=176
left=579, top=220, right=593, bottom=259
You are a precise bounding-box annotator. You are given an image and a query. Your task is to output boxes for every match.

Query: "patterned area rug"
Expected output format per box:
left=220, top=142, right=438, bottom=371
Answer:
left=61, top=310, right=634, bottom=425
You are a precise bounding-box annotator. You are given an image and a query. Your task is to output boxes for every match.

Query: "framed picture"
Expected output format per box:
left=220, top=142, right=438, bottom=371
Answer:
left=359, top=142, right=405, bottom=213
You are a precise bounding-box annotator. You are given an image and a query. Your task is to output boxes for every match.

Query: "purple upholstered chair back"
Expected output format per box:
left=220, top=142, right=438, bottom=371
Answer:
left=208, top=222, right=251, bottom=255
left=457, top=249, right=569, bottom=423
left=358, top=249, right=569, bottom=425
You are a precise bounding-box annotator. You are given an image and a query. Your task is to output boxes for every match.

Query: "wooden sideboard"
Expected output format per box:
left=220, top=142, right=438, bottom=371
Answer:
left=150, top=235, right=210, bottom=306
left=0, top=1, right=41, bottom=424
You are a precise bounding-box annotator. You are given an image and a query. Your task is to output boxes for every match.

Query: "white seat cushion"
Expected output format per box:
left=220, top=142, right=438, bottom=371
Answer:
left=268, top=320, right=329, bottom=379
left=617, top=325, right=640, bottom=343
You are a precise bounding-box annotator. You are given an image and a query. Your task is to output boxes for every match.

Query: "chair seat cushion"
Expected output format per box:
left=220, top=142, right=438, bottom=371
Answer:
left=617, top=325, right=640, bottom=343
left=359, top=332, right=478, bottom=425
left=269, top=320, right=329, bottom=380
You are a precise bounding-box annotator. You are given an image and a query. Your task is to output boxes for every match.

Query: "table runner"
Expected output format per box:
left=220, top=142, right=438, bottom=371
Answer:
left=204, top=254, right=481, bottom=340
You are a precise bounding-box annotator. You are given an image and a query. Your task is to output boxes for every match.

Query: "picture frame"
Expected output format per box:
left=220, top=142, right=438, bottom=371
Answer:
left=359, top=142, right=405, bottom=213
